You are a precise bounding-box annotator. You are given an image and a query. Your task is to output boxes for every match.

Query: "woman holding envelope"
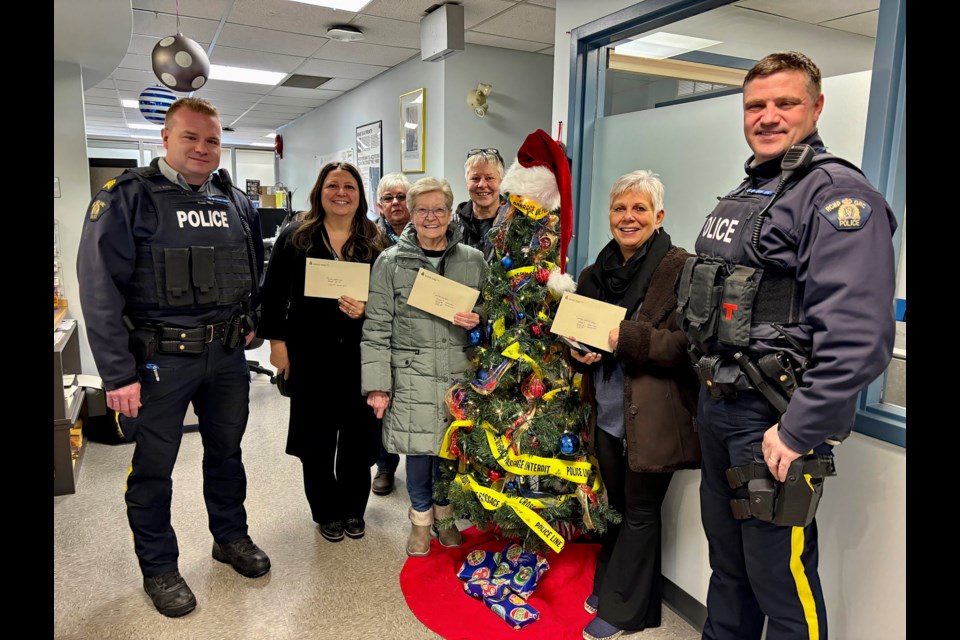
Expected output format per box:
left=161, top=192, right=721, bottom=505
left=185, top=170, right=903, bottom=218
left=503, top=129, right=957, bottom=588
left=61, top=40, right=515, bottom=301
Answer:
left=361, top=177, right=488, bottom=557
left=258, top=162, right=383, bottom=543
left=566, top=170, right=700, bottom=640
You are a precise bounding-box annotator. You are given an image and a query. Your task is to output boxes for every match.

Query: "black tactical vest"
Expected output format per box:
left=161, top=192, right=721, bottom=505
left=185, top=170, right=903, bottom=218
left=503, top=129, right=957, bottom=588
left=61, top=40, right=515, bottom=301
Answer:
left=123, top=168, right=252, bottom=313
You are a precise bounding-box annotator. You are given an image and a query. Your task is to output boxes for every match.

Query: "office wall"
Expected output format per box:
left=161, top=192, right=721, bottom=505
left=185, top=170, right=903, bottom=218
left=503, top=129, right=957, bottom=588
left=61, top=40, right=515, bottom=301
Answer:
left=440, top=45, right=553, bottom=203
left=278, top=44, right=552, bottom=211
left=54, top=61, right=95, bottom=376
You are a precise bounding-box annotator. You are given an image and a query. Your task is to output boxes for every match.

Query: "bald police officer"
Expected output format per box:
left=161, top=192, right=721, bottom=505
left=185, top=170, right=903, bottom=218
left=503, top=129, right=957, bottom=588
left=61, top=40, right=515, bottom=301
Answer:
left=77, top=97, right=270, bottom=617
left=678, top=52, right=897, bottom=639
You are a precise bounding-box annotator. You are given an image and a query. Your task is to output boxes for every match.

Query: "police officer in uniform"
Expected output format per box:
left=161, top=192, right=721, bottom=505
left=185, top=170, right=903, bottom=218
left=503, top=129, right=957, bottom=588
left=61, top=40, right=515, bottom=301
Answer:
left=77, top=97, right=270, bottom=617
left=677, top=52, right=897, bottom=639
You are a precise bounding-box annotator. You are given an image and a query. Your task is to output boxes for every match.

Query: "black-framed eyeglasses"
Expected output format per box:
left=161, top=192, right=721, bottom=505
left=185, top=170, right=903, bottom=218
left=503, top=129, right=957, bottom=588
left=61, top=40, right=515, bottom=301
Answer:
left=379, top=194, right=407, bottom=203
left=467, top=148, right=504, bottom=165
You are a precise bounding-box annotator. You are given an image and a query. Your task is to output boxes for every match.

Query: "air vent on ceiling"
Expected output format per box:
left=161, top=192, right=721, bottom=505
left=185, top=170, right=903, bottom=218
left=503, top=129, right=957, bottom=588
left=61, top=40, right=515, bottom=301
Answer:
left=281, top=74, right=333, bottom=89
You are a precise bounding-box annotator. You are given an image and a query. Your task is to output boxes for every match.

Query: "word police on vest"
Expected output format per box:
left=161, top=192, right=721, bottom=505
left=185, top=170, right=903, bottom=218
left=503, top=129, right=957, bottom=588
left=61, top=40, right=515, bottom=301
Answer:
left=701, top=216, right=739, bottom=243
left=177, top=209, right=230, bottom=228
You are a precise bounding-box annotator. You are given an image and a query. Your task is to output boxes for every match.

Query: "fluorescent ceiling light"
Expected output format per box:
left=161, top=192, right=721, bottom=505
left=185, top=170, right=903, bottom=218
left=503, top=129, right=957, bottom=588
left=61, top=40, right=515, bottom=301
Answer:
left=289, top=0, right=372, bottom=10
left=249, top=142, right=275, bottom=147
left=209, top=64, right=287, bottom=85
left=404, top=122, right=418, bottom=130
left=130, top=134, right=162, bottom=140
left=128, top=123, right=164, bottom=130
left=613, top=32, right=721, bottom=60
left=265, top=132, right=277, bottom=138
left=121, top=99, right=139, bottom=108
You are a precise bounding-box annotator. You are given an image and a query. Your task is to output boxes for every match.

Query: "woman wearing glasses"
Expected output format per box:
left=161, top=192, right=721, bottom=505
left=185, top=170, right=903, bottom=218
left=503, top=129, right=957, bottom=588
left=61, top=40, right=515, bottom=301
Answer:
left=374, top=172, right=412, bottom=248
left=258, top=162, right=384, bottom=543
left=454, top=148, right=506, bottom=254
left=361, top=177, right=488, bottom=557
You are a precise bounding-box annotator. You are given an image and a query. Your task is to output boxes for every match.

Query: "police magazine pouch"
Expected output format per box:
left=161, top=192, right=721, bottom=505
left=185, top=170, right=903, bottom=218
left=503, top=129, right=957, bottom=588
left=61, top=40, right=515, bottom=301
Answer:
left=161, top=248, right=194, bottom=306
left=676, top=257, right=723, bottom=344
left=191, top=246, right=218, bottom=305
left=717, top=266, right=761, bottom=347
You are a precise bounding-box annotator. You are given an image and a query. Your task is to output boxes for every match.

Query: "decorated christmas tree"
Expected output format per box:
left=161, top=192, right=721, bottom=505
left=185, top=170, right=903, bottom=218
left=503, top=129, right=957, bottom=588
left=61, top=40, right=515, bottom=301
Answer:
left=437, top=130, right=620, bottom=555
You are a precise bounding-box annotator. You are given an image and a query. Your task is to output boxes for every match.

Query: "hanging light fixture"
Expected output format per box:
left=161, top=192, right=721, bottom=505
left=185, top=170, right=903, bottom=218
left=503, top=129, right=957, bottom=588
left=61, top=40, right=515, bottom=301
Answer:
left=151, top=1, right=210, bottom=92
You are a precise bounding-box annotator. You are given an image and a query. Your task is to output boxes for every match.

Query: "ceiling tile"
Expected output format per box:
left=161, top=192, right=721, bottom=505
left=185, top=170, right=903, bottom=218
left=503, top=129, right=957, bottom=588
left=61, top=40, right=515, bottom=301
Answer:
left=465, top=32, right=549, bottom=53
left=298, top=58, right=388, bottom=81
left=209, top=45, right=306, bottom=73
left=821, top=10, right=879, bottom=38
left=132, top=0, right=232, bottom=21
left=117, top=53, right=155, bottom=72
left=347, top=14, right=422, bottom=49
left=312, top=39, right=418, bottom=66
left=537, top=46, right=554, bottom=55
left=361, top=0, right=436, bottom=22
left=470, top=3, right=555, bottom=44
left=196, top=78, right=274, bottom=94
left=528, top=0, right=556, bottom=8
left=733, top=0, right=879, bottom=24
left=270, top=86, right=347, bottom=100
left=86, top=88, right=119, bottom=99
left=131, top=10, right=221, bottom=41
left=217, top=22, right=326, bottom=57
left=246, top=103, right=311, bottom=114
left=259, top=95, right=328, bottom=108
left=112, top=68, right=165, bottom=84
left=226, top=0, right=352, bottom=38
left=315, top=77, right=364, bottom=91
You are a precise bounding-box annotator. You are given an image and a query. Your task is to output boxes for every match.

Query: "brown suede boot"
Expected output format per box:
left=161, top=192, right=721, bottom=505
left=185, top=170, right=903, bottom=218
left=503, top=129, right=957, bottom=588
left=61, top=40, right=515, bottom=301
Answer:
left=407, top=506, right=433, bottom=557
left=433, top=504, right=462, bottom=548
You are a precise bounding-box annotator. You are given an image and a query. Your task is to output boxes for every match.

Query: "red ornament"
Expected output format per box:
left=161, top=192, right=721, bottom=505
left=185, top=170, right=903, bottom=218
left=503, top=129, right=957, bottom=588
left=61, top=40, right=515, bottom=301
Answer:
left=530, top=323, right=543, bottom=338
left=528, top=378, right=546, bottom=398
left=535, top=267, right=550, bottom=285
left=489, top=470, right=502, bottom=481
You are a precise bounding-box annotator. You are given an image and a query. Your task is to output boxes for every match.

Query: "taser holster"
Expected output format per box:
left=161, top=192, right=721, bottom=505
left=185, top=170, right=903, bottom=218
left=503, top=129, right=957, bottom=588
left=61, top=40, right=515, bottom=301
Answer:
left=726, top=454, right=837, bottom=527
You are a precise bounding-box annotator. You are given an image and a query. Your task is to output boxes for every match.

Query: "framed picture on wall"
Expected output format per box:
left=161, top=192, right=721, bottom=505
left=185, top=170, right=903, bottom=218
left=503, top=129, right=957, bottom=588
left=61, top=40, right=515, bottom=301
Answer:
left=400, top=87, right=425, bottom=173
left=355, top=120, right=382, bottom=219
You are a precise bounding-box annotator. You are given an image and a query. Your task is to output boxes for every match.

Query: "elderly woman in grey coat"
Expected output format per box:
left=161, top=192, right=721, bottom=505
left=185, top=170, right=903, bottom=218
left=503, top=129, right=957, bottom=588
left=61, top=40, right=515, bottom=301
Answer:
left=361, top=177, right=489, bottom=557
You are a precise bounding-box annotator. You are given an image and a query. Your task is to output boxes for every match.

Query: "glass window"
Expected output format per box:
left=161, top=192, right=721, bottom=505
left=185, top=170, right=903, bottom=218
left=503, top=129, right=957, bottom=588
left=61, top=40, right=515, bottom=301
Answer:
left=235, top=149, right=276, bottom=190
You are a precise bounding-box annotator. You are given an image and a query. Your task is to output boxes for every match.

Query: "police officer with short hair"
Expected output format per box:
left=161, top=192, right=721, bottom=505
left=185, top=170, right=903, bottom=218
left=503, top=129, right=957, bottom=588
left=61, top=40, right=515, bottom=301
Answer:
left=77, top=97, right=270, bottom=618
left=677, top=52, right=897, bottom=639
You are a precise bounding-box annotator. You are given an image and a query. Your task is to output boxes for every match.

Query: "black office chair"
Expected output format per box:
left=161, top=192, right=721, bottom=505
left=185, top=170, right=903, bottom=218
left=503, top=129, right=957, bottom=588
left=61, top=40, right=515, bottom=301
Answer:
left=246, top=334, right=278, bottom=384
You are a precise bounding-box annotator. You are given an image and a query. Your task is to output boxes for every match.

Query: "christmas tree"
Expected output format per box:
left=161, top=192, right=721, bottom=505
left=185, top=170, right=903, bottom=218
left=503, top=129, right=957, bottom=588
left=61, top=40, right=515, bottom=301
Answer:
left=437, top=131, right=620, bottom=555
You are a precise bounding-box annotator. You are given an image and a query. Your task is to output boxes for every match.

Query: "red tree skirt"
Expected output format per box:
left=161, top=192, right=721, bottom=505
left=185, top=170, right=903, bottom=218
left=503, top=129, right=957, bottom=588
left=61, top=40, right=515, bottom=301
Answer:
left=400, top=526, right=600, bottom=639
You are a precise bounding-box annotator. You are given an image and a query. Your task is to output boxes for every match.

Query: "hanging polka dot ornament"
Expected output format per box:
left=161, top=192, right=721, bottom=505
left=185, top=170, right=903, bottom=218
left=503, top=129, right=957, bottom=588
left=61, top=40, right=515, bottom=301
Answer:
left=152, top=33, right=210, bottom=92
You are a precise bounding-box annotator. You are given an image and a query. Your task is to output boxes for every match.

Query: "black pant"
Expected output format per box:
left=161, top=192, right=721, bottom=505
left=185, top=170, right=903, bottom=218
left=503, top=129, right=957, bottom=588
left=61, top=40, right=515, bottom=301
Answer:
left=698, top=388, right=829, bottom=640
left=121, top=342, right=251, bottom=577
left=295, top=395, right=378, bottom=525
left=593, top=428, right=674, bottom=630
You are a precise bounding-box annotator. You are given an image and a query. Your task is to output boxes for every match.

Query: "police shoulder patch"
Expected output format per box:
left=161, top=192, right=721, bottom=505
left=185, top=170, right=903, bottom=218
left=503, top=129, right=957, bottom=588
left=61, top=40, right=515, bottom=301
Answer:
left=88, top=199, right=109, bottom=221
left=102, top=178, right=117, bottom=192
left=818, top=196, right=872, bottom=231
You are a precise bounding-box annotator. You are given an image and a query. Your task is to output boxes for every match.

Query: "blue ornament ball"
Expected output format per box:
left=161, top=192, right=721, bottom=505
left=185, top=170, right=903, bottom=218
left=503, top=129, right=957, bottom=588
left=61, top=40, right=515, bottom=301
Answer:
left=559, top=433, right=579, bottom=455
left=517, top=311, right=525, bottom=320
left=478, top=370, right=489, bottom=380
left=501, top=255, right=513, bottom=269
left=506, top=481, right=517, bottom=491
left=138, top=85, right=177, bottom=124
left=469, top=328, right=482, bottom=346
left=152, top=33, right=210, bottom=92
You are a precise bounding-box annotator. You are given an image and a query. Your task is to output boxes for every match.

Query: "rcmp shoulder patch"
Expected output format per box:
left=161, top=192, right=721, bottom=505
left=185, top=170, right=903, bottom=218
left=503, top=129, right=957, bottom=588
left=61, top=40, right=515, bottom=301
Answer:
left=819, top=196, right=872, bottom=231
left=88, top=199, right=109, bottom=221
left=102, top=178, right=117, bottom=192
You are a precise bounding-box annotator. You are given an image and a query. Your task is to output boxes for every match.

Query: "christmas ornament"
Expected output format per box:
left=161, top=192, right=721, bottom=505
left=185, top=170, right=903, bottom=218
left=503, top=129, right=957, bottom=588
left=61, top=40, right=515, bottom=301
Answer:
left=559, top=433, right=578, bottom=455
left=469, top=328, right=482, bottom=346
left=535, top=267, right=550, bottom=285
left=489, top=470, right=502, bottom=482
left=138, top=85, right=176, bottom=124
left=152, top=33, right=210, bottom=92
left=530, top=323, right=543, bottom=338
left=501, top=255, right=513, bottom=269
left=521, top=374, right=546, bottom=400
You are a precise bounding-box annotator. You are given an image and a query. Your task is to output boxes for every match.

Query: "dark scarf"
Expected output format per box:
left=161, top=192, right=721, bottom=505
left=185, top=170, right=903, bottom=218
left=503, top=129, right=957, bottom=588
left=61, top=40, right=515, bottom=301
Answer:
left=577, top=229, right=673, bottom=379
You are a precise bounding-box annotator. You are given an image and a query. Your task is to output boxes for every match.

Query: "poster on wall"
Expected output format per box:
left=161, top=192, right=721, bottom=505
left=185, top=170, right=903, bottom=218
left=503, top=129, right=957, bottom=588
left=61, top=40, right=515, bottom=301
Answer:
left=356, top=120, right=382, bottom=220
left=317, top=148, right=354, bottom=172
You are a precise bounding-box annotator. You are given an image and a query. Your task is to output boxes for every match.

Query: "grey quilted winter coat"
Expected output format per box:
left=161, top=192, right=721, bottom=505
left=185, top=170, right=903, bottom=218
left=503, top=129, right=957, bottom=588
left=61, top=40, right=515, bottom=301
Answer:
left=360, top=223, right=488, bottom=455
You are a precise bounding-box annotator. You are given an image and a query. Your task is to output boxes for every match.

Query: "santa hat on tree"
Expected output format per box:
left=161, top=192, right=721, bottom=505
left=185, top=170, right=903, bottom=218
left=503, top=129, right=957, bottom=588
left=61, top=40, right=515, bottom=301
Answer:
left=500, top=129, right=574, bottom=273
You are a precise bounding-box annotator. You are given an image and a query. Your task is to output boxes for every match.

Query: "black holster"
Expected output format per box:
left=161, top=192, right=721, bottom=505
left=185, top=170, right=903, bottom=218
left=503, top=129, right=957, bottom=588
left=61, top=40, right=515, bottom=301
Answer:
left=223, top=314, right=244, bottom=349
left=127, top=326, right=160, bottom=364
left=726, top=454, right=837, bottom=527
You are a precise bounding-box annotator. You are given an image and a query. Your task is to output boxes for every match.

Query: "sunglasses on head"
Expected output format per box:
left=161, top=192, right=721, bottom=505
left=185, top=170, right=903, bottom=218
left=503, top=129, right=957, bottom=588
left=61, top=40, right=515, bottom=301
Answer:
left=467, top=148, right=504, bottom=164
